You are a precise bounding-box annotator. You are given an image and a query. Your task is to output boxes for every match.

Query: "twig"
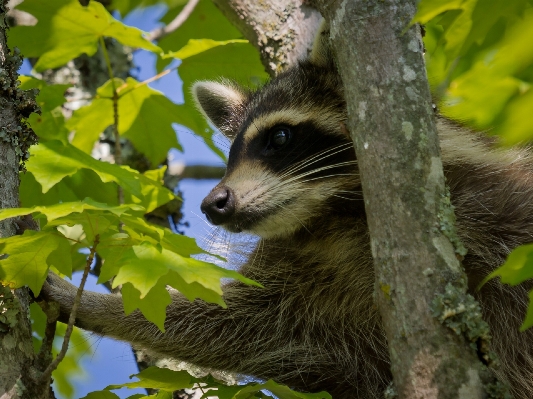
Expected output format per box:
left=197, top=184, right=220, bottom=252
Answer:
left=100, top=36, right=124, bottom=205
left=146, top=0, right=200, bottom=42
left=39, top=234, right=100, bottom=383
left=34, top=301, right=59, bottom=373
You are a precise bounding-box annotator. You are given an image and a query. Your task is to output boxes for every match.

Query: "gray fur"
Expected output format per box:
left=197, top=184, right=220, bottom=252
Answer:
left=41, top=30, right=533, bottom=399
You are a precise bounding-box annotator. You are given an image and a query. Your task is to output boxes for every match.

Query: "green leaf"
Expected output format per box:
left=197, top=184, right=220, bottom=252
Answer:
left=107, top=367, right=193, bottom=391
left=486, top=243, right=533, bottom=286
left=20, top=168, right=119, bottom=208
left=0, top=198, right=143, bottom=223
left=67, top=96, right=113, bottom=153
left=69, top=78, right=182, bottom=166
left=521, top=291, right=533, bottom=331
left=19, top=76, right=71, bottom=142
left=0, top=230, right=71, bottom=295
left=30, top=302, right=46, bottom=353
left=27, top=110, right=70, bottom=142
left=81, top=391, right=121, bottom=399
left=96, top=233, right=135, bottom=282
left=156, top=0, right=242, bottom=71
left=235, top=380, right=331, bottom=399
left=120, top=214, right=206, bottom=257
left=21, top=162, right=174, bottom=214
left=27, top=141, right=144, bottom=196
left=413, top=0, right=463, bottom=23
left=121, top=282, right=171, bottom=330
left=163, top=39, right=248, bottom=60
left=10, top=0, right=161, bottom=72
left=19, top=76, right=70, bottom=112
left=99, top=238, right=256, bottom=329
left=49, top=212, right=118, bottom=244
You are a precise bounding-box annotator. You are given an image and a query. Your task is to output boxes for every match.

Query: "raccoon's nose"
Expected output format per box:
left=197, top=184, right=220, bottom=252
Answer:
left=201, top=186, right=236, bottom=225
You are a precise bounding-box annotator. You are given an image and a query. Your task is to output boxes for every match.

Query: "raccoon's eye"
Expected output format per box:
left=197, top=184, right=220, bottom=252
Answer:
left=269, top=127, right=291, bottom=150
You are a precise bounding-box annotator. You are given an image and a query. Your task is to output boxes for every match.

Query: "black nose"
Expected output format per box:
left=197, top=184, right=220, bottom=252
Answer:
left=201, top=186, right=236, bottom=225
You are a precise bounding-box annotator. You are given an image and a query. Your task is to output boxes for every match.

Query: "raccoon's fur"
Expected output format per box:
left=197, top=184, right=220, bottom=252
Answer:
left=42, top=27, right=533, bottom=399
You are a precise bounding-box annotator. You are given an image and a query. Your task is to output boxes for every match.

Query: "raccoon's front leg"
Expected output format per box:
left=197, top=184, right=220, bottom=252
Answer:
left=39, top=273, right=326, bottom=388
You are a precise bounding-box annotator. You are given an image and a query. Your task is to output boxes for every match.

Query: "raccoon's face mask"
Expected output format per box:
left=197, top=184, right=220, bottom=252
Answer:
left=193, top=75, right=360, bottom=239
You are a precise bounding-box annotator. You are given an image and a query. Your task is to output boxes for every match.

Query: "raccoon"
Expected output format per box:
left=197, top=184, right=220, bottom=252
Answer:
left=41, top=26, right=533, bottom=399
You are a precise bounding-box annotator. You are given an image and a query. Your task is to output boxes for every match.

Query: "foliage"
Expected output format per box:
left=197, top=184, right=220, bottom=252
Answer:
left=0, top=0, right=291, bottom=398
left=81, top=366, right=331, bottom=399
left=413, top=0, right=533, bottom=330
left=3, top=0, right=533, bottom=397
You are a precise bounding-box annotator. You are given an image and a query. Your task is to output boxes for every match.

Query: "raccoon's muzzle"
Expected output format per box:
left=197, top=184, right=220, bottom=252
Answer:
left=201, top=185, right=236, bottom=225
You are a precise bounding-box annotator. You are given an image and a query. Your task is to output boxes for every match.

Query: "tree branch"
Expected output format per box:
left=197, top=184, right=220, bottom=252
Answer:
left=146, top=0, right=200, bottom=42
left=211, top=0, right=322, bottom=76
left=39, top=236, right=100, bottom=384
left=312, top=0, right=492, bottom=397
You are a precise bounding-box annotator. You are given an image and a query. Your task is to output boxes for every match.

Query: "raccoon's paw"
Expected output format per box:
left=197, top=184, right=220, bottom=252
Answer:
left=37, top=273, right=78, bottom=323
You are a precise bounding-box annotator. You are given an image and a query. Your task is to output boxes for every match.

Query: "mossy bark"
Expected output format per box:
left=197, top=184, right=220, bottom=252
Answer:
left=311, top=0, right=489, bottom=397
left=0, top=1, right=51, bottom=398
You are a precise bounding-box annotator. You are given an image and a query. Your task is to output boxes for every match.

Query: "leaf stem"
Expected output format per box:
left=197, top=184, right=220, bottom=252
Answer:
left=39, top=234, right=100, bottom=383
left=100, top=36, right=124, bottom=205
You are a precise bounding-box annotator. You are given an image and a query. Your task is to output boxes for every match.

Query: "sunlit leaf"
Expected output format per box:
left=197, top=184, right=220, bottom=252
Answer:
left=18, top=76, right=70, bottom=142
left=10, top=0, right=161, bottom=72
left=94, top=238, right=257, bottom=329
left=0, top=198, right=143, bottom=223
left=235, top=380, right=331, bottom=399
left=19, top=76, right=70, bottom=112
left=0, top=230, right=71, bottom=295
left=104, top=367, right=331, bottom=399
left=81, top=390, right=120, bottom=399
left=29, top=302, right=46, bottom=353
left=521, top=291, right=533, bottom=331
left=27, top=141, right=145, bottom=196
left=163, top=39, right=248, bottom=60
left=413, top=0, right=463, bottom=23
left=69, top=78, right=182, bottom=166
left=486, top=243, right=533, bottom=286
left=156, top=0, right=242, bottom=70
left=107, top=366, right=193, bottom=391
left=121, top=282, right=171, bottom=330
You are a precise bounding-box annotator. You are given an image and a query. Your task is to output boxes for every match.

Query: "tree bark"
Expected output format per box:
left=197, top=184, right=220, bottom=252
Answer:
left=311, top=0, right=489, bottom=398
left=0, top=2, right=50, bottom=398
left=211, top=0, right=322, bottom=76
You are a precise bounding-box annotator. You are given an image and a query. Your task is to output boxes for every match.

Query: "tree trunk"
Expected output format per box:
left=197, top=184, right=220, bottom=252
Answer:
left=212, top=0, right=322, bottom=76
left=0, top=2, right=50, bottom=398
left=311, top=0, right=490, bottom=397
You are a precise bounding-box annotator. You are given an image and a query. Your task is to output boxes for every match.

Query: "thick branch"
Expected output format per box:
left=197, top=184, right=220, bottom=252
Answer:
left=211, top=0, right=322, bottom=75
left=313, top=0, right=489, bottom=397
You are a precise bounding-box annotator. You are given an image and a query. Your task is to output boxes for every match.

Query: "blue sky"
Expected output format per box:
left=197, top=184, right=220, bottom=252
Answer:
left=21, top=4, right=231, bottom=398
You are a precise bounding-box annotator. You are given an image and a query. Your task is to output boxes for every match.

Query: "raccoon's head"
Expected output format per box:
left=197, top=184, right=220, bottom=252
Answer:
left=194, top=25, right=360, bottom=238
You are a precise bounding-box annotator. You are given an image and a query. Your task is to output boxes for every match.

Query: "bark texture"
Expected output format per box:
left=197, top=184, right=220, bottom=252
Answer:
left=211, top=0, right=322, bottom=76
left=311, top=0, right=490, bottom=397
left=0, top=2, right=50, bottom=398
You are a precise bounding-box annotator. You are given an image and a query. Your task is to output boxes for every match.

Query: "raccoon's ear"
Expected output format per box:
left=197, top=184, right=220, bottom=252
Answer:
left=309, top=19, right=332, bottom=67
left=192, top=81, right=245, bottom=139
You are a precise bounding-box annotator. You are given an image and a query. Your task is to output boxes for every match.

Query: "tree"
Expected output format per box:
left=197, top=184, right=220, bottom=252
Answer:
left=1, top=0, right=533, bottom=398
